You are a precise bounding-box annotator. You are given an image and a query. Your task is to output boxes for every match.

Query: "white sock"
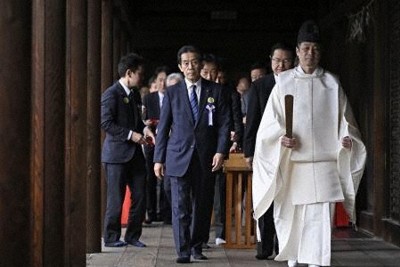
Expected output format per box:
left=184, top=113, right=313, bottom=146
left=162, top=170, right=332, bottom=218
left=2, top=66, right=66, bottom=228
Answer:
left=308, top=265, right=320, bottom=267
left=288, top=260, right=297, bottom=267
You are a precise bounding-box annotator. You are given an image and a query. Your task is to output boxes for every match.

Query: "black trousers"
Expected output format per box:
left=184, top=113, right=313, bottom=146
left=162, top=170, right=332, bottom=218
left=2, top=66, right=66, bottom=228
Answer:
left=144, top=145, right=171, bottom=222
left=256, top=203, right=279, bottom=256
left=144, top=146, right=158, bottom=220
left=217, top=172, right=226, bottom=239
left=103, top=150, right=146, bottom=243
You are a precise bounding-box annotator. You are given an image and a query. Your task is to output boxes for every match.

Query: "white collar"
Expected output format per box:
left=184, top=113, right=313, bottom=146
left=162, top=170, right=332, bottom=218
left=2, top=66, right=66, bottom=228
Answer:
left=294, top=66, right=324, bottom=78
left=185, top=78, right=201, bottom=90
left=118, top=79, right=131, bottom=95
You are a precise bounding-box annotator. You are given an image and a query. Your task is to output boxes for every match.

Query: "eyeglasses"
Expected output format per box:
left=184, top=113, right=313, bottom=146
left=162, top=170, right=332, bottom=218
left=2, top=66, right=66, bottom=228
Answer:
left=270, top=57, right=293, bottom=65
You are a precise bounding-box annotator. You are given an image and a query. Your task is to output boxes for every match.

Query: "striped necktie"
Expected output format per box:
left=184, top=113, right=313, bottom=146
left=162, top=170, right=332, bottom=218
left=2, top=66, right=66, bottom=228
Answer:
left=190, top=85, right=199, bottom=123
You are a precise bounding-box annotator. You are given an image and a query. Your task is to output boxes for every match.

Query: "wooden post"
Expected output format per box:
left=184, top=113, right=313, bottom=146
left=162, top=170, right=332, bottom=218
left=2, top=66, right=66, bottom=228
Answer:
left=65, top=0, right=87, bottom=265
left=225, top=171, right=233, bottom=245
left=101, top=0, right=114, bottom=89
left=31, top=0, right=66, bottom=266
left=113, top=16, right=122, bottom=79
left=0, top=1, right=32, bottom=266
left=235, top=173, right=243, bottom=244
left=87, top=0, right=102, bottom=253
left=101, top=0, right=114, bottom=235
left=245, top=175, right=253, bottom=246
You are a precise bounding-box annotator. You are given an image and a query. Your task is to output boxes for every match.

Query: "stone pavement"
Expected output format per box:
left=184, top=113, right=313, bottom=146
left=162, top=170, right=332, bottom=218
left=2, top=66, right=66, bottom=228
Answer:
left=86, top=223, right=400, bottom=267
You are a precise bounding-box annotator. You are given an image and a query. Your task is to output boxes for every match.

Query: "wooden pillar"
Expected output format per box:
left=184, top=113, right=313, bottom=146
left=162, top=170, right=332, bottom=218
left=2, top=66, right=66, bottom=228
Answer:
left=102, top=0, right=113, bottom=88
left=31, top=0, right=66, bottom=266
left=0, top=1, right=32, bottom=266
left=86, top=0, right=102, bottom=253
left=383, top=0, right=400, bottom=247
left=372, top=0, right=392, bottom=241
left=358, top=0, right=388, bottom=238
left=371, top=0, right=385, bottom=238
left=113, top=16, right=122, bottom=79
left=101, top=0, right=114, bottom=233
left=65, top=0, right=87, bottom=265
left=120, top=31, right=128, bottom=56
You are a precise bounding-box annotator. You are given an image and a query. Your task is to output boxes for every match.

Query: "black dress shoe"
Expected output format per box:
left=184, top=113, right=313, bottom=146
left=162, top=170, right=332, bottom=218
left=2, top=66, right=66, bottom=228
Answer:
left=155, top=214, right=163, bottom=222
left=126, top=239, right=146, bottom=247
left=176, top=256, right=191, bottom=264
left=104, top=240, right=127, bottom=247
left=143, top=219, right=152, bottom=225
left=192, top=252, right=208, bottom=260
left=201, top=242, right=211, bottom=249
left=255, top=254, right=272, bottom=260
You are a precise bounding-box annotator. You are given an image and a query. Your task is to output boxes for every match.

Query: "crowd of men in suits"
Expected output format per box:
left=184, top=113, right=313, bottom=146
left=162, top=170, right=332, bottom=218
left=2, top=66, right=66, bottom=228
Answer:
left=99, top=44, right=289, bottom=261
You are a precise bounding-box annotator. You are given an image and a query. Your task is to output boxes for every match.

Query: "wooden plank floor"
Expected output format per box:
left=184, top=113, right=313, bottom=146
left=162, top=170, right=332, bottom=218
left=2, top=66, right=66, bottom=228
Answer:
left=87, top=223, right=400, bottom=267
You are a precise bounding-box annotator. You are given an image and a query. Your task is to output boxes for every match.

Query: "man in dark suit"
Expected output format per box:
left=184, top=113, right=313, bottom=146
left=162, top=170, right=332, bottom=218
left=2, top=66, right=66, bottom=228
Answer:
left=200, top=54, right=244, bottom=247
left=142, top=66, right=171, bottom=224
left=101, top=53, right=153, bottom=248
left=154, top=45, right=231, bottom=263
left=243, top=43, right=294, bottom=260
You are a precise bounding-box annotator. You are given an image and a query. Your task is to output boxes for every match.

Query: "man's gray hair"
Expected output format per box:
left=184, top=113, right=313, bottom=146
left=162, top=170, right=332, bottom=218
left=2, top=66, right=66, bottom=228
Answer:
left=166, top=72, right=184, bottom=86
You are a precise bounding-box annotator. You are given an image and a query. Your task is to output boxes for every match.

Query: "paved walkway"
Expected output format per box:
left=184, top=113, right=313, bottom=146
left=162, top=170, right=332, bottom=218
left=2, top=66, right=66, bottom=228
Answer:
left=86, top=223, right=400, bottom=267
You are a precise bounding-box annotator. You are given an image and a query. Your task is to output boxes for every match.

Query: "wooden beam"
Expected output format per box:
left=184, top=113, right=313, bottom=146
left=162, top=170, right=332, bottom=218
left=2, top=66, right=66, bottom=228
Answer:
left=86, top=0, right=102, bottom=253
left=0, top=1, right=31, bottom=266
left=101, top=0, right=114, bottom=229
left=31, top=0, right=67, bottom=266
left=65, top=0, right=88, bottom=265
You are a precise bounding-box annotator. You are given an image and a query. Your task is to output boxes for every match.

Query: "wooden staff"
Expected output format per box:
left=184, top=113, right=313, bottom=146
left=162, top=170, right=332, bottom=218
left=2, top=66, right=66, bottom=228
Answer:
left=285, top=95, right=293, bottom=138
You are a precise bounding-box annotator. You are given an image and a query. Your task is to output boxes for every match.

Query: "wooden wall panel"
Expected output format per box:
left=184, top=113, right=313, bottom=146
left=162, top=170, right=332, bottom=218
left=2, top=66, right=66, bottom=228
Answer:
left=113, top=17, right=121, bottom=80
left=386, top=0, right=400, bottom=246
left=86, top=0, right=102, bottom=253
left=0, top=1, right=32, bottom=266
left=31, top=0, right=66, bottom=266
left=65, top=0, right=88, bottom=265
left=101, top=0, right=114, bottom=231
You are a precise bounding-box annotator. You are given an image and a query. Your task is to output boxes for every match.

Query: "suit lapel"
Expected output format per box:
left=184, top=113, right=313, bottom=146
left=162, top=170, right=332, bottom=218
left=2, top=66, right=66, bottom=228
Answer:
left=198, top=80, right=210, bottom=125
left=117, top=82, right=139, bottom=128
left=154, top=93, right=161, bottom=118
left=116, top=83, right=131, bottom=115
left=130, top=91, right=139, bottom=128
left=116, top=82, right=127, bottom=97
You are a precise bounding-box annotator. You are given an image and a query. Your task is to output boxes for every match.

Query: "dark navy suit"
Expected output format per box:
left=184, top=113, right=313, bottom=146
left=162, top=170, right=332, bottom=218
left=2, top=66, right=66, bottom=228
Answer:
left=243, top=73, right=278, bottom=257
left=154, top=78, right=230, bottom=257
left=101, top=81, right=146, bottom=244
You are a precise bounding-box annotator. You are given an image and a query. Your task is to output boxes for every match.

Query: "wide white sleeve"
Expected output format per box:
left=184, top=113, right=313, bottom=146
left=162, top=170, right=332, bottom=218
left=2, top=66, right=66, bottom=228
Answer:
left=337, top=87, right=367, bottom=223
left=252, top=87, right=286, bottom=220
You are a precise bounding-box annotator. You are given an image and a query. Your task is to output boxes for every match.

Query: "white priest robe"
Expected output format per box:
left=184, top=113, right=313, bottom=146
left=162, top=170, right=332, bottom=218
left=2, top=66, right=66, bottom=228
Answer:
left=252, top=66, right=366, bottom=266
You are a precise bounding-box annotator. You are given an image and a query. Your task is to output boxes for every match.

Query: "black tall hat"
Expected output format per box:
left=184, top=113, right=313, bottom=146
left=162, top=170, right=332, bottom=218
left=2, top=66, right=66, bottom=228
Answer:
left=297, top=20, right=320, bottom=43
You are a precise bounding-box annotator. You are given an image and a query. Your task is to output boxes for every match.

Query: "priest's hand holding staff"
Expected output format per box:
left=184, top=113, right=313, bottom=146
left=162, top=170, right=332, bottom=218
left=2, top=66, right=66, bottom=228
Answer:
left=281, top=135, right=297, bottom=149
left=341, top=136, right=352, bottom=149
left=281, top=94, right=297, bottom=149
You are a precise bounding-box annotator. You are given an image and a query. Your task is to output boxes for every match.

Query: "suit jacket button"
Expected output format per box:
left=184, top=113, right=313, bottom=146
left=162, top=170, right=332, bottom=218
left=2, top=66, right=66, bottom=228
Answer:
left=190, top=145, right=194, bottom=148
